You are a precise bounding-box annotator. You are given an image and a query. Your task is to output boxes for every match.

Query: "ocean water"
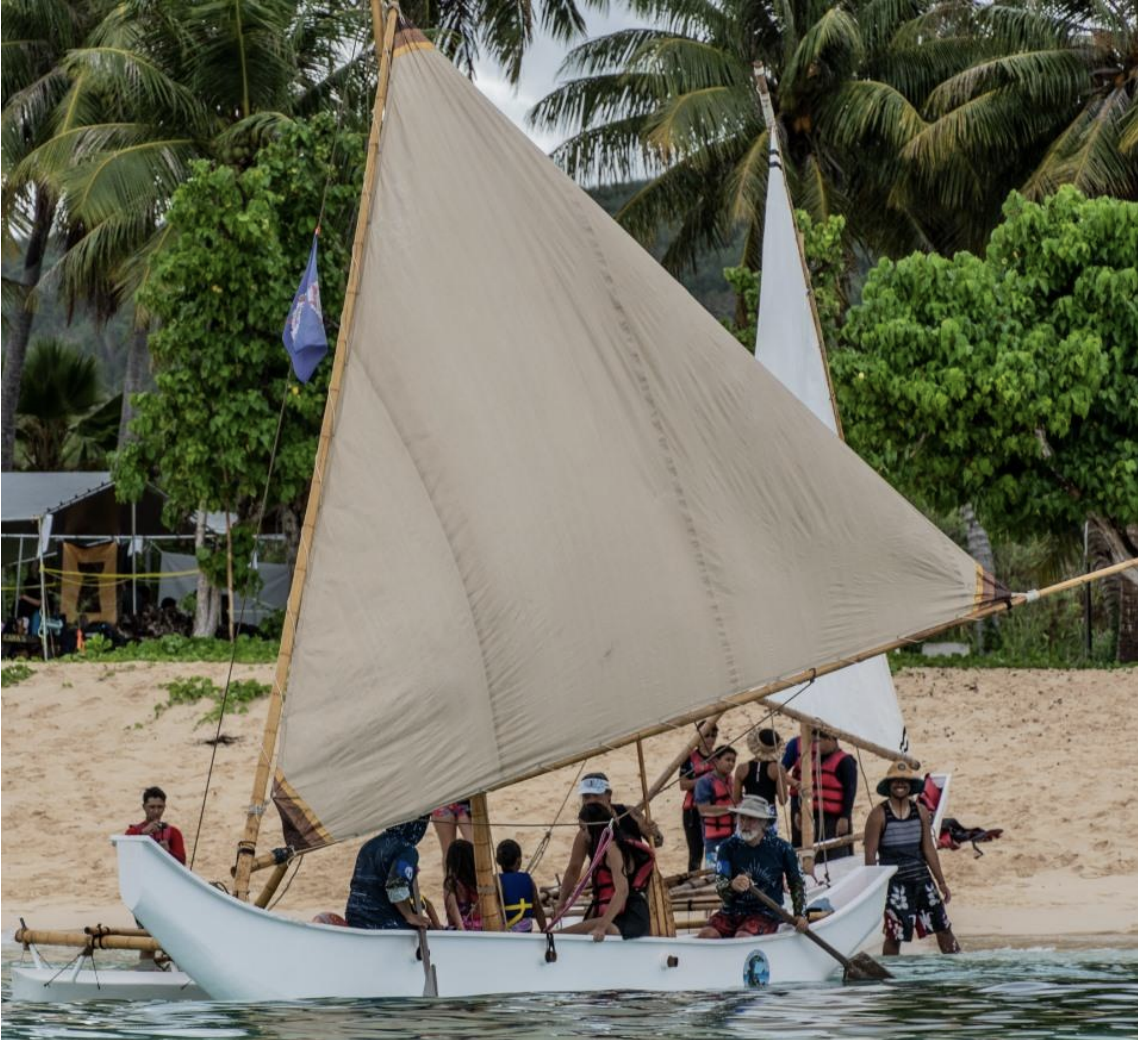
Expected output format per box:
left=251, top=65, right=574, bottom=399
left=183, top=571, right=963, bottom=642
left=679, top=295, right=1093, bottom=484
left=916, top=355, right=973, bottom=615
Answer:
left=3, top=941, right=1136, bottom=1039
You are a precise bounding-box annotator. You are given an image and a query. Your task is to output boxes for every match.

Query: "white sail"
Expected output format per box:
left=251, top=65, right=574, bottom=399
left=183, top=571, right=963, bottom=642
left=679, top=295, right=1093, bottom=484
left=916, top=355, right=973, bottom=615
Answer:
left=271, top=28, right=994, bottom=845
left=755, top=128, right=908, bottom=756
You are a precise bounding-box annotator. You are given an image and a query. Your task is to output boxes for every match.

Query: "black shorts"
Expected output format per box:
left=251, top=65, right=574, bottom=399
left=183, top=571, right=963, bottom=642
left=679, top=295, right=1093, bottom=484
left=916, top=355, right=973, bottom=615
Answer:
left=613, top=891, right=650, bottom=940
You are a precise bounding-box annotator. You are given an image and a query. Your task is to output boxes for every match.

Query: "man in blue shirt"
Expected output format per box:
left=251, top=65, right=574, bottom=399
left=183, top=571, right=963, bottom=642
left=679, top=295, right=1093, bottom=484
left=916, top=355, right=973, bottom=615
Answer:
left=697, top=795, right=808, bottom=938
left=345, top=816, right=440, bottom=929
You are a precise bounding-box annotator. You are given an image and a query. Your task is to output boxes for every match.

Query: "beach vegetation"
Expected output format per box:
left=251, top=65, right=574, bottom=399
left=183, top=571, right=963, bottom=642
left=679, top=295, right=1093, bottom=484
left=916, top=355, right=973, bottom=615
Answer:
left=155, top=673, right=272, bottom=725
left=67, top=633, right=279, bottom=664
left=1, top=662, right=35, bottom=685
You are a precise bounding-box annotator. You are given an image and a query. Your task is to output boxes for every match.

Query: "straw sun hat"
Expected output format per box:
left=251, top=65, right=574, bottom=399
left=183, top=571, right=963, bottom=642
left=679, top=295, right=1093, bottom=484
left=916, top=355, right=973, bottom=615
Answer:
left=746, top=727, right=783, bottom=761
left=876, top=761, right=924, bottom=798
left=729, top=795, right=777, bottom=821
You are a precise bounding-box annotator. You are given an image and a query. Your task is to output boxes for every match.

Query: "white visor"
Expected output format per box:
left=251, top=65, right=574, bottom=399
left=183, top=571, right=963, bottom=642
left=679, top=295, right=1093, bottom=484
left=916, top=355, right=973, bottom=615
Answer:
left=578, top=777, right=610, bottom=796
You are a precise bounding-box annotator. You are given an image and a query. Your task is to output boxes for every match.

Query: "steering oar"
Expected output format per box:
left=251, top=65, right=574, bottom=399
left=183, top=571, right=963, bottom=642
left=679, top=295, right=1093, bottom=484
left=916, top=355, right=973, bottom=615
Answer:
left=749, top=888, right=891, bottom=982
left=411, top=879, right=439, bottom=997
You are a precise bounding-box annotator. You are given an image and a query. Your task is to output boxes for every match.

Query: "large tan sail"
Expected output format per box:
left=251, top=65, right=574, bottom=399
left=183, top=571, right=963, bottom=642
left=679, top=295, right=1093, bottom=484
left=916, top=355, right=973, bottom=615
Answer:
left=272, top=29, right=996, bottom=847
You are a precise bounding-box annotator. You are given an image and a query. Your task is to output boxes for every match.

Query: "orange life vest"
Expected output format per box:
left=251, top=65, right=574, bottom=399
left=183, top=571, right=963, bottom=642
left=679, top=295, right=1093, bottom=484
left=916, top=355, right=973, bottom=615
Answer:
left=701, top=775, right=735, bottom=841
left=792, top=749, right=849, bottom=817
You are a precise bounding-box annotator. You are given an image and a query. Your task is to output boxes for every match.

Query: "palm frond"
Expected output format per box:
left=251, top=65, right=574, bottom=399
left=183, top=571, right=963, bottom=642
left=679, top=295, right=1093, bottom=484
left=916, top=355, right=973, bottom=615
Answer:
left=782, top=6, right=864, bottom=104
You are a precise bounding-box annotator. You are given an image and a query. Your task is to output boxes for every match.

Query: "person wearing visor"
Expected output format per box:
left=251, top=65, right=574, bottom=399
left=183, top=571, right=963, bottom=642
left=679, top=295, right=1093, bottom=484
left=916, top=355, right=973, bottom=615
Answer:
left=552, top=773, right=656, bottom=920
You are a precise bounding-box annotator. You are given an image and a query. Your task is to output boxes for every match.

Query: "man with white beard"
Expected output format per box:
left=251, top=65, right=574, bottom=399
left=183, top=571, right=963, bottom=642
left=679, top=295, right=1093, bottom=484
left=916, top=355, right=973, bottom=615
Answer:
left=696, top=795, right=809, bottom=939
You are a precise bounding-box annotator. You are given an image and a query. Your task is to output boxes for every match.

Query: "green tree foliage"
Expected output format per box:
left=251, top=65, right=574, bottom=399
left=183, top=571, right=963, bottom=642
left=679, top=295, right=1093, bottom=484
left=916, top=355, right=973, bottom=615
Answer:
left=113, top=115, right=363, bottom=579
left=833, top=187, right=1138, bottom=566
left=15, top=338, right=116, bottom=470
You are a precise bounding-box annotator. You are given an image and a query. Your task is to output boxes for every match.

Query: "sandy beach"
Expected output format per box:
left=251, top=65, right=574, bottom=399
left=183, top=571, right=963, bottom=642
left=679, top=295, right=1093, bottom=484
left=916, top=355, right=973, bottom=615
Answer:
left=3, top=662, right=1136, bottom=943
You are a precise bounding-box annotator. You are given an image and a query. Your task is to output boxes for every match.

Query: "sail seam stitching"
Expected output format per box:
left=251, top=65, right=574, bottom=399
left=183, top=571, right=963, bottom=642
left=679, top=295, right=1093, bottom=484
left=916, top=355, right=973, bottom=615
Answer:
left=565, top=191, right=742, bottom=693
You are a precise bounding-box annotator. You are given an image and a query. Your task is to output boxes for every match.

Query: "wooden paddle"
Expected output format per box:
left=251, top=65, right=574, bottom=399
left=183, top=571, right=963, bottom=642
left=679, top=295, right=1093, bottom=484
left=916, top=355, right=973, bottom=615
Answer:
left=749, top=888, right=892, bottom=982
left=411, top=879, right=439, bottom=997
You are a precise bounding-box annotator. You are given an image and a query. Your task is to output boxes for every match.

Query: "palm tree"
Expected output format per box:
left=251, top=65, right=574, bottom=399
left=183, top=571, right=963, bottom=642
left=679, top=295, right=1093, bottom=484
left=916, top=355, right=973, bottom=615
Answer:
left=14, top=338, right=111, bottom=470
left=1, top=0, right=97, bottom=470
left=529, top=0, right=1132, bottom=273
left=909, top=0, right=1137, bottom=203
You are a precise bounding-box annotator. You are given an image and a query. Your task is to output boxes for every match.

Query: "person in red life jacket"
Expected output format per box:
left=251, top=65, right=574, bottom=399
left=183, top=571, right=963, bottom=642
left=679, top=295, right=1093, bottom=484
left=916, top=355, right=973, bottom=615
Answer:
left=559, top=803, right=655, bottom=941
left=791, top=731, right=857, bottom=859
left=678, top=720, right=719, bottom=872
left=552, top=772, right=658, bottom=921
left=694, top=745, right=738, bottom=868
left=697, top=795, right=807, bottom=939
left=864, top=761, right=960, bottom=956
left=733, top=727, right=788, bottom=832
left=126, top=786, right=186, bottom=864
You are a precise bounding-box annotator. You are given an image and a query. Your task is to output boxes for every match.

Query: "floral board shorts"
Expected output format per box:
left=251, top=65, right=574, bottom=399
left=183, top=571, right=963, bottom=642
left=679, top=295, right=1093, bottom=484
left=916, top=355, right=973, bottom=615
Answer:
left=884, top=876, right=951, bottom=943
left=431, top=801, right=472, bottom=820
left=705, top=910, right=780, bottom=938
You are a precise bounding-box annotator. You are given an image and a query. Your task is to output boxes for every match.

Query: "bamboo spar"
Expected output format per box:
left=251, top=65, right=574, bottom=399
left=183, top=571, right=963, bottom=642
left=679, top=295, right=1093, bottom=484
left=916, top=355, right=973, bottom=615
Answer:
left=505, top=559, right=1136, bottom=798
left=231, top=2, right=401, bottom=901
left=470, top=793, right=504, bottom=931
left=798, top=723, right=816, bottom=873
left=636, top=737, right=676, bottom=937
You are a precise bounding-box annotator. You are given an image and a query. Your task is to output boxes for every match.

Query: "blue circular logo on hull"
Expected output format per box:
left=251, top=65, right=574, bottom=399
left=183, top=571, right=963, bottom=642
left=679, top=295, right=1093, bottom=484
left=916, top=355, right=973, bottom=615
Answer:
left=743, top=949, right=770, bottom=988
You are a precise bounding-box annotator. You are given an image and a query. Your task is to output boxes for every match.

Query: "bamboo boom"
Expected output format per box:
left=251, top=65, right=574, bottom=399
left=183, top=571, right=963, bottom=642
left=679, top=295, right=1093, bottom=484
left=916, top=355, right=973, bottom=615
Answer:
left=496, top=560, right=1135, bottom=796
left=16, top=928, right=161, bottom=953
left=254, top=860, right=291, bottom=908
left=231, top=2, right=400, bottom=900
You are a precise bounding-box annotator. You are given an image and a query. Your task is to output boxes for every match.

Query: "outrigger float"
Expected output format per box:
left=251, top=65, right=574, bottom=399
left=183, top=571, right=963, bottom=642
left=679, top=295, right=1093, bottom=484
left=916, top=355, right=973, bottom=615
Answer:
left=10, top=0, right=1134, bottom=1003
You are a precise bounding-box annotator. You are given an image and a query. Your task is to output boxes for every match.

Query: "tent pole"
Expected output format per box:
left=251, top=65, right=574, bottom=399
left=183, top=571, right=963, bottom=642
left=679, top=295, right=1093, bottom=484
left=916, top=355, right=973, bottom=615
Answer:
left=231, top=1, right=401, bottom=900
left=506, top=559, right=1137, bottom=798
left=131, top=503, right=138, bottom=615
left=37, top=518, right=49, bottom=661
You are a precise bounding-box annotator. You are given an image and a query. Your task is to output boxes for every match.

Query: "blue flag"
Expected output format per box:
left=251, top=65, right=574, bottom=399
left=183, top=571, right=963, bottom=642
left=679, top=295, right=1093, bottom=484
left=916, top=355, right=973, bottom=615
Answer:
left=282, top=236, right=329, bottom=383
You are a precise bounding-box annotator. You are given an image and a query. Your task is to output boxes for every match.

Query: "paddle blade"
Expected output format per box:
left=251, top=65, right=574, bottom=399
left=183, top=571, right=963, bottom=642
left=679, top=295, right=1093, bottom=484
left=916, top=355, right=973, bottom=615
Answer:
left=844, top=951, right=893, bottom=982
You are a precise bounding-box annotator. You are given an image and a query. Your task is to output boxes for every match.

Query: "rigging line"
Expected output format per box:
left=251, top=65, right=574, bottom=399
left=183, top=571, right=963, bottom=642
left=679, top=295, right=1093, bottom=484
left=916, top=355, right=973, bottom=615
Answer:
left=315, top=8, right=373, bottom=232
left=525, top=760, right=588, bottom=875
left=189, top=381, right=292, bottom=870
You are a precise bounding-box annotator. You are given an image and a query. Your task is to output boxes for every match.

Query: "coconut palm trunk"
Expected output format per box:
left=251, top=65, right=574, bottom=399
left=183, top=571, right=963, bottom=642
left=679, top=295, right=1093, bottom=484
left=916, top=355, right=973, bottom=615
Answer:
left=118, top=325, right=150, bottom=448
left=2, top=189, right=55, bottom=470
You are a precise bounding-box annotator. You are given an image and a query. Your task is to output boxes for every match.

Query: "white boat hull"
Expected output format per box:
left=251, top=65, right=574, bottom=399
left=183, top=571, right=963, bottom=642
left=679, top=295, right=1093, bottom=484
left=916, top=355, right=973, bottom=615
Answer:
left=114, top=835, right=893, bottom=1000
left=9, top=965, right=207, bottom=1003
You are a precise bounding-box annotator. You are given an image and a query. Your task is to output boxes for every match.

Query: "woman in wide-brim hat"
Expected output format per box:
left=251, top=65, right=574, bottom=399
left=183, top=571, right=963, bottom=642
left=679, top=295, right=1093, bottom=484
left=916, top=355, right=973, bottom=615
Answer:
left=864, top=760, right=960, bottom=957
left=734, top=728, right=788, bottom=824
left=875, top=760, right=924, bottom=799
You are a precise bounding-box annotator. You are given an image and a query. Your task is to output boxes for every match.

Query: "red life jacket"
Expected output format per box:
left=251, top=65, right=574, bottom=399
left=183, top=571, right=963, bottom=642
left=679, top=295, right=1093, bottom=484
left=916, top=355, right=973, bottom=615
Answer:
left=590, top=838, right=656, bottom=916
left=792, top=748, right=849, bottom=817
left=682, top=748, right=715, bottom=810
left=701, top=775, right=735, bottom=841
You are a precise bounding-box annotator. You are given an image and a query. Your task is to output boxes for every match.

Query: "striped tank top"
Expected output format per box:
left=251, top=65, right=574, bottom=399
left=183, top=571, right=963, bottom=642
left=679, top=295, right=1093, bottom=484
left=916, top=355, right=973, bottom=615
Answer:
left=878, top=800, right=931, bottom=883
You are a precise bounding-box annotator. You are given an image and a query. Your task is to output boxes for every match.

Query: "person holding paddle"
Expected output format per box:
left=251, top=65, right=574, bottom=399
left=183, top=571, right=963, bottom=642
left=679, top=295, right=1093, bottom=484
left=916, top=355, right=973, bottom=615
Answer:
left=696, top=795, right=808, bottom=938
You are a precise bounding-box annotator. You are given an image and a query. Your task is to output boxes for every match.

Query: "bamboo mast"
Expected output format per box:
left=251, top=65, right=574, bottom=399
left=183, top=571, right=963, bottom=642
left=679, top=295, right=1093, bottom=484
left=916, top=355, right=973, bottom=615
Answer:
left=232, top=1, right=400, bottom=901
left=751, top=64, right=843, bottom=437
left=506, top=559, right=1136, bottom=798
left=636, top=737, right=676, bottom=937
left=470, top=793, right=504, bottom=931
left=798, top=723, right=816, bottom=873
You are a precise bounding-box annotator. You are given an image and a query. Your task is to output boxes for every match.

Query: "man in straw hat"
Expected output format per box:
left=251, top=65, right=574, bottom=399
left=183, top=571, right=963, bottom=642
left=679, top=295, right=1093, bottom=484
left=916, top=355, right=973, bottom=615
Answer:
left=696, top=795, right=808, bottom=939
left=864, top=761, right=960, bottom=955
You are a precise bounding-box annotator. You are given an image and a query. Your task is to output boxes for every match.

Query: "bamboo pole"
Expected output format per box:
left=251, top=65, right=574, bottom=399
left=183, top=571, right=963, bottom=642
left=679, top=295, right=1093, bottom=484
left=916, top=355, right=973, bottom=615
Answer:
left=470, top=792, right=504, bottom=931
left=501, top=560, right=1135, bottom=797
left=231, top=3, right=401, bottom=901
left=254, top=860, right=292, bottom=909
left=636, top=737, right=676, bottom=937
left=798, top=723, right=815, bottom=873
left=751, top=64, right=843, bottom=437
left=16, top=928, right=161, bottom=953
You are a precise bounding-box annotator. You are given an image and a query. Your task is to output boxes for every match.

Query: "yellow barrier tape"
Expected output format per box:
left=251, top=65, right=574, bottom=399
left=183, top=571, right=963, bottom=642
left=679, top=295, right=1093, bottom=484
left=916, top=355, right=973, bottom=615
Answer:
left=42, top=567, right=200, bottom=579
